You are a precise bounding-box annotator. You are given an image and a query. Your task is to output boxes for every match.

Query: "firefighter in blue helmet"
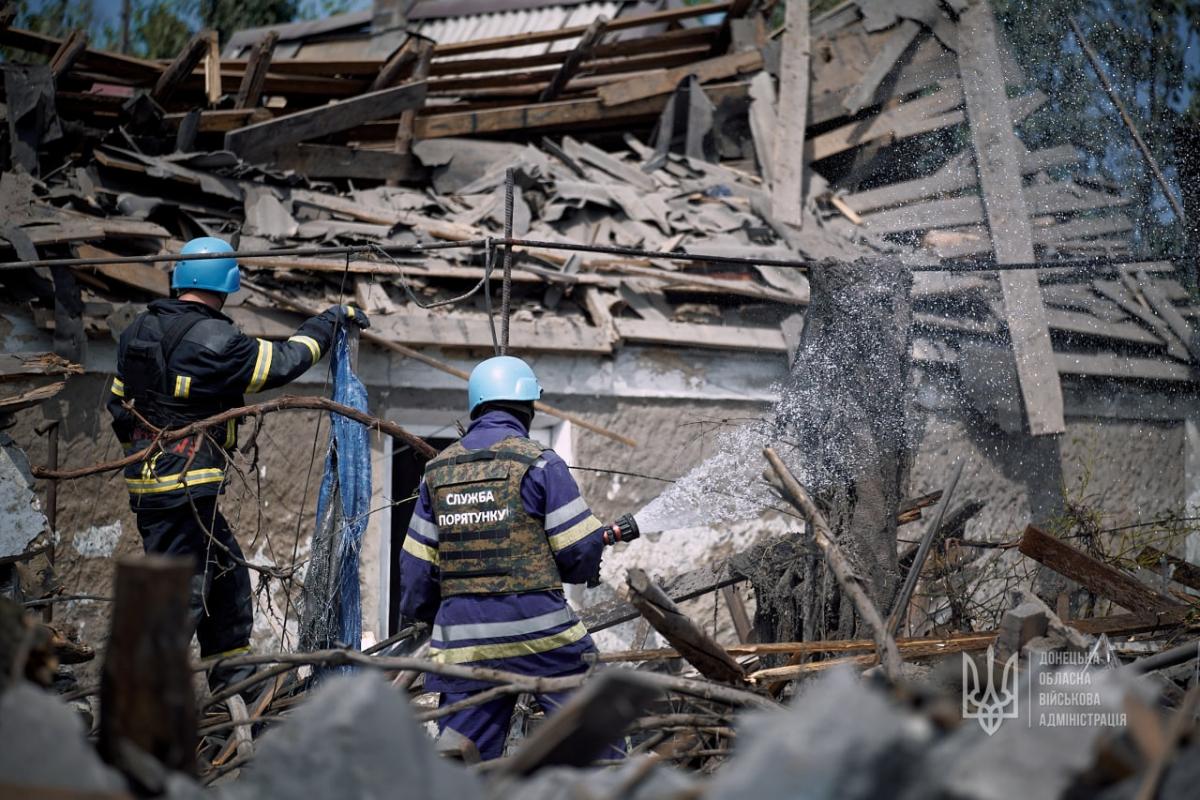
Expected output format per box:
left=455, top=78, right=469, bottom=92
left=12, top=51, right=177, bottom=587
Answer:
left=400, top=356, right=639, bottom=760
left=106, top=237, right=369, bottom=691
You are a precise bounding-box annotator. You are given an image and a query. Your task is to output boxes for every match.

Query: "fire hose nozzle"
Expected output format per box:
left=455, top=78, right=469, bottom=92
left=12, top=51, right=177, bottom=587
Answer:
left=602, top=513, right=640, bottom=546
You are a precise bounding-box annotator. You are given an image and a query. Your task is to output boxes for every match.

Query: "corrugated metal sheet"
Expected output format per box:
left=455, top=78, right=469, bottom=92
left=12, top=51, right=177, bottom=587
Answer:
left=225, top=1, right=626, bottom=62
left=413, top=2, right=621, bottom=61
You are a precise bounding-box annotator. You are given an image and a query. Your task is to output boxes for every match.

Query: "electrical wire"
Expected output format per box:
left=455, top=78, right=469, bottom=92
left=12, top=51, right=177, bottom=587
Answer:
left=0, top=235, right=1183, bottom=276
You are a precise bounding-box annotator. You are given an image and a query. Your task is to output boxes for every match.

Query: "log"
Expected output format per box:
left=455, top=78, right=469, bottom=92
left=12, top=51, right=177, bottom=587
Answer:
left=100, top=557, right=196, bottom=776
left=1018, top=525, right=1182, bottom=613
left=627, top=568, right=746, bottom=683
left=224, top=80, right=428, bottom=163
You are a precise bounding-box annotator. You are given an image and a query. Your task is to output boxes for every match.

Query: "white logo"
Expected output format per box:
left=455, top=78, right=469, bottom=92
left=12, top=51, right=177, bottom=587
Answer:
left=963, top=645, right=1019, bottom=735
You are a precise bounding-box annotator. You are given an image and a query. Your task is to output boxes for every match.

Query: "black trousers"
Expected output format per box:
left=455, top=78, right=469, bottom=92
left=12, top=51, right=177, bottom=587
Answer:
left=134, top=496, right=253, bottom=657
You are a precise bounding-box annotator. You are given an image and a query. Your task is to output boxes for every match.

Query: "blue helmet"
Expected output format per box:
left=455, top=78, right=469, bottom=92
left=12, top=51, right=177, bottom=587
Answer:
left=171, top=237, right=240, bottom=294
left=468, top=356, right=543, bottom=414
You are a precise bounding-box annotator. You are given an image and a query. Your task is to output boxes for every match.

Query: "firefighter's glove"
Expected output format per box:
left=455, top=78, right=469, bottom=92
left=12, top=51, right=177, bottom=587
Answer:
left=328, top=304, right=370, bottom=330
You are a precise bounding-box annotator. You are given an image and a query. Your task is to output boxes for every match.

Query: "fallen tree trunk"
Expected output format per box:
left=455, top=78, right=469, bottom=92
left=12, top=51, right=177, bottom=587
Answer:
left=754, top=258, right=915, bottom=646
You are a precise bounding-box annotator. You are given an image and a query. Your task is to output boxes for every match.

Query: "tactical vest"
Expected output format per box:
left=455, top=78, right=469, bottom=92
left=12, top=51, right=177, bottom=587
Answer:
left=123, top=310, right=229, bottom=428
left=424, top=436, right=561, bottom=597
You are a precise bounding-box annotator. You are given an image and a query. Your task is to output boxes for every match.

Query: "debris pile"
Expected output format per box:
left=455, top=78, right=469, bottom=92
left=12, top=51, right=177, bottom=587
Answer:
left=2, top=0, right=1200, bottom=796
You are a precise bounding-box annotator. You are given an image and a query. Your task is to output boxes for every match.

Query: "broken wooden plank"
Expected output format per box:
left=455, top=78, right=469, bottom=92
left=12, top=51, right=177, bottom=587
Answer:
left=748, top=71, right=777, bottom=183
left=616, top=319, right=788, bottom=352
left=0, top=352, right=83, bottom=381
left=414, top=81, right=748, bottom=140
left=866, top=181, right=1132, bottom=234
left=203, top=30, right=221, bottom=106
left=1068, top=606, right=1196, bottom=637
left=597, top=49, right=761, bottom=107
left=371, top=35, right=420, bottom=92
left=541, top=16, right=607, bottom=102
left=153, top=31, right=212, bottom=103
left=1134, top=269, right=1200, bottom=364
left=1137, top=546, right=1200, bottom=593
left=1042, top=306, right=1164, bottom=347
left=164, top=108, right=273, bottom=133
left=100, top=557, right=196, bottom=775
left=233, top=30, right=278, bottom=110
left=49, top=29, right=88, bottom=78
left=627, top=567, right=745, bottom=683
left=0, top=381, right=66, bottom=415
left=224, top=79, right=427, bottom=163
left=927, top=213, right=1133, bottom=258
left=722, top=585, right=754, bottom=643
left=75, top=244, right=170, bottom=297
left=502, top=671, right=660, bottom=775
left=958, top=2, right=1063, bottom=436
left=1054, top=352, right=1195, bottom=382
left=844, top=145, right=1079, bottom=215
left=1092, top=280, right=1190, bottom=362
left=843, top=19, right=922, bottom=114
left=392, top=40, right=434, bottom=164
left=772, top=0, right=810, bottom=227
left=231, top=307, right=614, bottom=355
left=271, top=144, right=420, bottom=181
left=582, top=562, right=743, bottom=633
left=1018, top=525, right=1182, bottom=612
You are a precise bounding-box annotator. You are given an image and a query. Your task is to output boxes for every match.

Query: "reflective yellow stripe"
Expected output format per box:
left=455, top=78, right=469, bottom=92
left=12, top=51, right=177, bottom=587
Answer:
left=430, top=622, right=589, bottom=665
left=344, top=305, right=355, bottom=318
left=224, top=419, right=236, bottom=449
left=547, top=514, right=602, bottom=552
left=247, top=339, right=274, bottom=393
left=288, top=335, right=321, bottom=364
left=173, top=375, right=192, bottom=398
left=213, top=645, right=251, bottom=658
left=111, top=377, right=125, bottom=398
left=126, top=467, right=225, bottom=495
left=402, top=534, right=438, bottom=565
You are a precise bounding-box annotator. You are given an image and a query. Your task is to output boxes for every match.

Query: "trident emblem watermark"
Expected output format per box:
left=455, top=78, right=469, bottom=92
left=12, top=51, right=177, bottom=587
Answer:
left=962, top=644, right=1019, bottom=735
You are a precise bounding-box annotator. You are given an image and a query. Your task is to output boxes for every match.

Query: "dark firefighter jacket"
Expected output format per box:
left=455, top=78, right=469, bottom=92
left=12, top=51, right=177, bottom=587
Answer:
left=106, top=298, right=345, bottom=511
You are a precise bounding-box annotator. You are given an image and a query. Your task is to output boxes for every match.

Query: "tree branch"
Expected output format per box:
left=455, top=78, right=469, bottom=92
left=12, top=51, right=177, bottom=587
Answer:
left=32, top=394, right=437, bottom=480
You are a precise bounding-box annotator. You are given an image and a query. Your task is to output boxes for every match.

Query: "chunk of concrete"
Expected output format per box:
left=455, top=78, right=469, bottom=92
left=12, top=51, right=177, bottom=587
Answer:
left=706, top=668, right=936, bottom=800
left=0, top=681, right=126, bottom=793
left=225, top=672, right=484, bottom=800
left=0, top=433, right=46, bottom=559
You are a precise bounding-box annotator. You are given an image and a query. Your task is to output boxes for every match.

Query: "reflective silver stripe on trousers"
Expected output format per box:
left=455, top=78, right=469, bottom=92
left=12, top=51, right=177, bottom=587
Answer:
left=433, top=606, right=578, bottom=643
left=544, top=496, right=588, bottom=530
left=408, top=513, right=438, bottom=542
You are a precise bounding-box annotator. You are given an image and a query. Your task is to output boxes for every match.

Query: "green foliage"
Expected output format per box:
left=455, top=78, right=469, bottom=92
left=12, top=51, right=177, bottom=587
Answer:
left=201, top=0, right=301, bottom=43
left=130, top=1, right=194, bottom=59
left=992, top=0, right=1198, bottom=255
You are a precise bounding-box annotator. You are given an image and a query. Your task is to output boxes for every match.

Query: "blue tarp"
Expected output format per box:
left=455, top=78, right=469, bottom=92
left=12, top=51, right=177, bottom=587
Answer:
left=313, top=328, right=372, bottom=653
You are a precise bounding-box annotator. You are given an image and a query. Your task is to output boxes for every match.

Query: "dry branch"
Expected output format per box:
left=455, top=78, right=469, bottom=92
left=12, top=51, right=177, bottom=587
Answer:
left=31, top=395, right=436, bottom=480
